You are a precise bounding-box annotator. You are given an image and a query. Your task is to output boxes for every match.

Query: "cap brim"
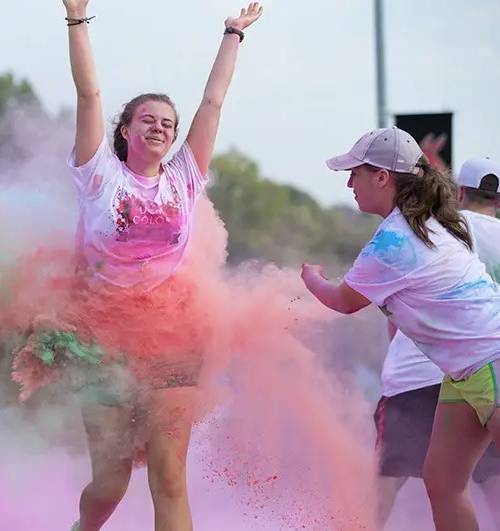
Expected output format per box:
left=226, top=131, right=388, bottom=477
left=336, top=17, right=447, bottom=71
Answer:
left=326, top=153, right=364, bottom=171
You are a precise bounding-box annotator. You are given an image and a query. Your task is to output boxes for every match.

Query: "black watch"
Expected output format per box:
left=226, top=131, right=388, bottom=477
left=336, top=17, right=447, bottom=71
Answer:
left=224, top=26, right=244, bottom=43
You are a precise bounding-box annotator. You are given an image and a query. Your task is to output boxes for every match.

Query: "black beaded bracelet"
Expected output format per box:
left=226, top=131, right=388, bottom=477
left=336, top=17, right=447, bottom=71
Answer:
left=224, top=26, right=244, bottom=43
left=65, top=15, right=96, bottom=26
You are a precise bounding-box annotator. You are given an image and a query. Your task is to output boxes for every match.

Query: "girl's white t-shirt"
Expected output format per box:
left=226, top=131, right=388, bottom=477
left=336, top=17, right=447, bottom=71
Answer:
left=345, top=207, right=500, bottom=381
left=68, top=137, right=209, bottom=290
left=381, top=330, right=444, bottom=397
left=464, top=210, right=500, bottom=282
left=380, top=210, right=500, bottom=396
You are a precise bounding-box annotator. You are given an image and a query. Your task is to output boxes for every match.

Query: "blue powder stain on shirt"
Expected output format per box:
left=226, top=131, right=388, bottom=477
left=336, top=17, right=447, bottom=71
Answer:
left=437, top=278, right=493, bottom=300
left=362, top=229, right=417, bottom=272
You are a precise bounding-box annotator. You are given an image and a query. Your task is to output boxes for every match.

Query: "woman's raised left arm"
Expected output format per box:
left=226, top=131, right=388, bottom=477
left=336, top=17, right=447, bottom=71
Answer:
left=186, top=2, right=263, bottom=175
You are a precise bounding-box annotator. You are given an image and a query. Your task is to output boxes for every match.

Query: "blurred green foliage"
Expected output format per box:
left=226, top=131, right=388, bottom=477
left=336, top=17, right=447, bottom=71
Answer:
left=208, top=149, right=378, bottom=267
left=0, top=72, right=39, bottom=117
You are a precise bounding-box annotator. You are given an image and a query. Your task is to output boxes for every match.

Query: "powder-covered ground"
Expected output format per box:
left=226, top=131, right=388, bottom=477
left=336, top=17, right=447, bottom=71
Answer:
left=1, top=426, right=497, bottom=531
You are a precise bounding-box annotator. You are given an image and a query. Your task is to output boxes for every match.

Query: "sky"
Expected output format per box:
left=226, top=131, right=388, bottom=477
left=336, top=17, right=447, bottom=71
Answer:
left=3, top=0, right=500, bottom=206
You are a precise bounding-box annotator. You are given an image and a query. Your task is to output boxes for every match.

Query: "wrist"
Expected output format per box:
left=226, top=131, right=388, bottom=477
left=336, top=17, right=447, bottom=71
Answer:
left=226, top=20, right=244, bottom=31
left=303, top=272, right=317, bottom=290
left=66, top=9, right=87, bottom=18
left=224, top=26, right=244, bottom=43
left=309, top=273, right=327, bottom=292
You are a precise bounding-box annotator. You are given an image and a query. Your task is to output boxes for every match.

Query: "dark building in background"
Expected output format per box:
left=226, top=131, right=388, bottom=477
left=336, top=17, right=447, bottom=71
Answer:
left=396, top=113, right=453, bottom=169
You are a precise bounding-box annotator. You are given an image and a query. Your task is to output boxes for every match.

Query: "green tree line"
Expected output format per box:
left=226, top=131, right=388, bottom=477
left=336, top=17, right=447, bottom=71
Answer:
left=208, top=149, right=378, bottom=267
left=0, top=72, right=39, bottom=116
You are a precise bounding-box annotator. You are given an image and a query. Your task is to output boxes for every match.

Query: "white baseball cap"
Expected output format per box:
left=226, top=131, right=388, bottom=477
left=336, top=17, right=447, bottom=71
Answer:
left=326, top=126, right=424, bottom=175
left=457, top=157, right=500, bottom=193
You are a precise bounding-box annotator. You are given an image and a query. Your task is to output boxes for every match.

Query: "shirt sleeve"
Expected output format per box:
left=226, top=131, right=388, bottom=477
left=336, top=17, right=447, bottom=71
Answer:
left=344, top=228, right=414, bottom=306
left=165, top=141, right=210, bottom=209
left=67, top=136, right=121, bottom=198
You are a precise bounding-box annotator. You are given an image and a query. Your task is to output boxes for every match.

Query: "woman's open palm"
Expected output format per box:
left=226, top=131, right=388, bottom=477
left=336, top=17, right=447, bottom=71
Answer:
left=225, top=2, right=263, bottom=30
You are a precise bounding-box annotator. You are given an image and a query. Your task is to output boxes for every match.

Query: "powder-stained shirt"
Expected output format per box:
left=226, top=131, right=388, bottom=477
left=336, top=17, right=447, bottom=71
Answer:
left=345, top=207, right=500, bottom=381
left=69, top=137, right=208, bottom=290
left=380, top=209, right=500, bottom=395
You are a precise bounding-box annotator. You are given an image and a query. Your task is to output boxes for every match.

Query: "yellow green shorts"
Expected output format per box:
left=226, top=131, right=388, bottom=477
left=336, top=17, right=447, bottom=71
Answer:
left=439, top=359, right=500, bottom=426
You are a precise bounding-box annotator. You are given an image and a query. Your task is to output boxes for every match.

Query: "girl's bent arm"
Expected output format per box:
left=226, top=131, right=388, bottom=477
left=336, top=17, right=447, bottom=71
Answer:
left=301, top=264, right=371, bottom=314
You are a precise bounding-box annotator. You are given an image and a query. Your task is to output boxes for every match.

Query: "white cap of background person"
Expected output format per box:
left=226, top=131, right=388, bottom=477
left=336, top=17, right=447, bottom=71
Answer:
left=457, top=157, right=500, bottom=193
left=326, top=126, right=424, bottom=175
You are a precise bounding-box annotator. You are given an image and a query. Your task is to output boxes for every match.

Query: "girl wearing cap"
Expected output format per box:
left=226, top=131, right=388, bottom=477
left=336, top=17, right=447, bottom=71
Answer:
left=301, top=127, right=500, bottom=531
left=7, top=1, right=263, bottom=530
left=373, top=156, right=500, bottom=529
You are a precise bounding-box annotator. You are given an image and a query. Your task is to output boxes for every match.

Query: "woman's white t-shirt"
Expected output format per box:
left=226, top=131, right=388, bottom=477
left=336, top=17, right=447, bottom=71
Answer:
left=345, top=207, right=500, bottom=381
left=68, top=137, right=208, bottom=290
left=465, top=210, right=500, bottom=282
left=381, top=330, right=444, bottom=397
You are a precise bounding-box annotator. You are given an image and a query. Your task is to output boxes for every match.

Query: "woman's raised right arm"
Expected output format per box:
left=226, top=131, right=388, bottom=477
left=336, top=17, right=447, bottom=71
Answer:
left=63, top=0, right=104, bottom=166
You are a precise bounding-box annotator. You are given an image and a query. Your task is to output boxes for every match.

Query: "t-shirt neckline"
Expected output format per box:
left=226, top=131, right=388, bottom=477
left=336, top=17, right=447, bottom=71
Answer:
left=121, top=161, right=164, bottom=189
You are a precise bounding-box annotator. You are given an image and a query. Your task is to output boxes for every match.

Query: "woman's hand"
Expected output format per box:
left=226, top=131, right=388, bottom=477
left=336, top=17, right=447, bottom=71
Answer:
left=301, top=265, right=371, bottom=314
left=301, top=264, right=328, bottom=286
left=225, top=2, right=263, bottom=31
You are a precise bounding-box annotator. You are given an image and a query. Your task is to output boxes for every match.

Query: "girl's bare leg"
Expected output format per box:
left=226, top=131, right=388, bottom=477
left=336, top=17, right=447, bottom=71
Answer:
left=78, top=402, right=134, bottom=531
left=146, top=387, right=197, bottom=531
left=423, top=402, right=490, bottom=531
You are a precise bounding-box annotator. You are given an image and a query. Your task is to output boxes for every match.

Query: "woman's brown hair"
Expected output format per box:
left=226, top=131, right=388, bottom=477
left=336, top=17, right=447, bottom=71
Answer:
left=392, top=157, right=473, bottom=250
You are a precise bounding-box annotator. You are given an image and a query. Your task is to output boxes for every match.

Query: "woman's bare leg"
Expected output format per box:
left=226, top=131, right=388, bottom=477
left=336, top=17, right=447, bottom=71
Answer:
left=423, top=402, right=491, bottom=531
left=376, top=475, right=408, bottom=529
left=146, top=387, right=197, bottom=531
left=478, top=409, right=500, bottom=528
left=78, top=401, right=134, bottom=531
